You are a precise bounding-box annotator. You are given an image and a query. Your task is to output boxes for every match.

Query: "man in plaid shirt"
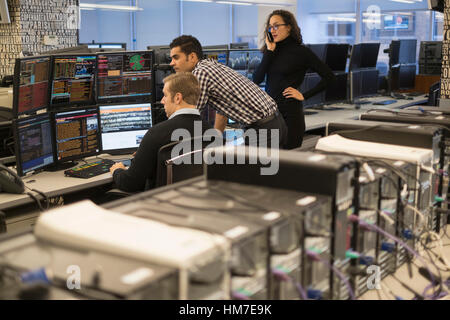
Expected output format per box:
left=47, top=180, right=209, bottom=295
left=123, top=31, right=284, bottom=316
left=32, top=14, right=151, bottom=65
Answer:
left=169, top=35, right=287, bottom=149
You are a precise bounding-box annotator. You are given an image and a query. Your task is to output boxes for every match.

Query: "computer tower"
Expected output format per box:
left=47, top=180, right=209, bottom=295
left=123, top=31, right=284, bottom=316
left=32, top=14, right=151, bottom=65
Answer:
left=106, top=177, right=329, bottom=300
left=205, top=147, right=358, bottom=300
left=33, top=201, right=231, bottom=300
left=0, top=232, right=179, bottom=300
left=316, top=135, right=434, bottom=259
left=326, top=119, right=448, bottom=232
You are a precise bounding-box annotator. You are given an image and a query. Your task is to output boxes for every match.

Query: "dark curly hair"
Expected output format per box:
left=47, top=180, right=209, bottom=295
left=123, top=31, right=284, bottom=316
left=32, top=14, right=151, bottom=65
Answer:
left=261, top=10, right=303, bottom=52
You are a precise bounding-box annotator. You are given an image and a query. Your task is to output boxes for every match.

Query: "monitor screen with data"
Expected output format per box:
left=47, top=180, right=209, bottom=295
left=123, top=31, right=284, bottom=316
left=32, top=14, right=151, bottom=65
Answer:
left=99, top=103, right=152, bottom=154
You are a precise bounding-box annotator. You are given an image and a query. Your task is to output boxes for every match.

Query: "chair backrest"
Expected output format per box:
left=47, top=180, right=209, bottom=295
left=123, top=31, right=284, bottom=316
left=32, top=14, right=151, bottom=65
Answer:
left=154, top=136, right=210, bottom=188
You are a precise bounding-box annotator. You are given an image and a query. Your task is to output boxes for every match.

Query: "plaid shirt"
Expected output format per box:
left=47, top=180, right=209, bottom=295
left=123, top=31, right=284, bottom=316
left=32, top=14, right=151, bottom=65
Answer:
left=193, top=59, right=277, bottom=125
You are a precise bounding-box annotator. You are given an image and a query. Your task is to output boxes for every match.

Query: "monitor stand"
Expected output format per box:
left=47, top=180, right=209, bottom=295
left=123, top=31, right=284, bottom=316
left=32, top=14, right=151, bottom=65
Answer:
left=46, top=161, right=79, bottom=172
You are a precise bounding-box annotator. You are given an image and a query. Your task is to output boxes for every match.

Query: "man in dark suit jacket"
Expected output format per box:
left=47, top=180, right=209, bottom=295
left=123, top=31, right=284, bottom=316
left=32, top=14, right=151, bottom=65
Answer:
left=109, top=72, right=213, bottom=192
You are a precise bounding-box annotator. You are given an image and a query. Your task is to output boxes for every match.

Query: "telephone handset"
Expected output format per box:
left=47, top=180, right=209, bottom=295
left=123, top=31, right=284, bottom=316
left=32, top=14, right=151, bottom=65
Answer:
left=0, top=163, right=25, bottom=194
left=266, top=31, right=274, bottom=43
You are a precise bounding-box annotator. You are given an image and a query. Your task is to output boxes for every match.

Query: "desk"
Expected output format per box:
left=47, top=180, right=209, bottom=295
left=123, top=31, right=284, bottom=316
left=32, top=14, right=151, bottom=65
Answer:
left=305, top=95, right=428, bottom=132
left=0, top=154, right=131, bottom=233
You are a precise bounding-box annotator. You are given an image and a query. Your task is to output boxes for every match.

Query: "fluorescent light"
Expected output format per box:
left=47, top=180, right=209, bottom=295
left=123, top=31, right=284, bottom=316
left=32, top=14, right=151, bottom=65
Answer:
left=328, top=16, right=356, bottom=22
left=389, top=0, right=415, bottom=4
left=80, top=3, right=144, bottom=12
left=181, top=0, right=294, bottom=6
left=217, top=1, right=252, bottom=4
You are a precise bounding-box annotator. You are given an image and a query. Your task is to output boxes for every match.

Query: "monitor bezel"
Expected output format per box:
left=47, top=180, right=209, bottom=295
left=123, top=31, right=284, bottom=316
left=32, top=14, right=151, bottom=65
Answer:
left=95, top=50, right=155, bottom=105
left=12, top=55, right=52, bottom=118
left=13, top=113, right=56, bottom=177
left=51, top=106, right=102, bottom=164
left=98, top=102, right=153, bottom=156
left=48, top=54, right=98, bottom=111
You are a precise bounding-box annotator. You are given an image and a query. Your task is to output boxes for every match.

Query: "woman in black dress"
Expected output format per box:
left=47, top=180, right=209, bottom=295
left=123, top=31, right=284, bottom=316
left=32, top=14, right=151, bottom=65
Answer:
left=253, top=10, right=335, bottom=149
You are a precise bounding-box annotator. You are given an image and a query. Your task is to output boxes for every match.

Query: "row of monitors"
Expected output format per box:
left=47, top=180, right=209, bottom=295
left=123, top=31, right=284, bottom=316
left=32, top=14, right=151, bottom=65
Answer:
left=204, top=43, right=381, bottom=76
left=301, top=64, right=416, bottom=108
left=203, top=49, right=263, bottom=81
left=301, top=69, right=379, bottom=107
left=14, top=103, right=152, bottom=176
left=13, top=51, right=154, bottom=117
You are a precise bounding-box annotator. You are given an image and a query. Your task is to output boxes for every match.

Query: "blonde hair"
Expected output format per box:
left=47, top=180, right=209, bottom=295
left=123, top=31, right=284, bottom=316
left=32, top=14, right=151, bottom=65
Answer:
left=163, top=72, right=200, bottom=105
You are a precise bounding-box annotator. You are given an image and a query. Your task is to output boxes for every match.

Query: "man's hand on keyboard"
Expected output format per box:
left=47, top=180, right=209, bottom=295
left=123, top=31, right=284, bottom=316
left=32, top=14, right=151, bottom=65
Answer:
left=110, top=162, right=126, bottom=175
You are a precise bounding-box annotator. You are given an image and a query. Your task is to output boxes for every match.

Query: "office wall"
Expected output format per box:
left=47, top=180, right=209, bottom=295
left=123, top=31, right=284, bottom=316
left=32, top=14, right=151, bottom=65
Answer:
left=135, top=0, right=179, bottom=49
left=0, top=0, right=79, bottom=76
left=183, top=2, right=230, bottom=46
left=79, top=0, right=132, bottom=49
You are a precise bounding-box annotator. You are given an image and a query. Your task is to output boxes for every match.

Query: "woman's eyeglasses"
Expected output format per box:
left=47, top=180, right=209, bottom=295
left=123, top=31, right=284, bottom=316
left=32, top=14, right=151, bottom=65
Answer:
left=267, top=24, right=287, bottom=32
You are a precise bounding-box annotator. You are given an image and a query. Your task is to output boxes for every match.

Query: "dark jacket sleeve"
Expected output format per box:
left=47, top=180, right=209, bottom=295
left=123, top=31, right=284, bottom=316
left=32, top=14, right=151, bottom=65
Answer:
left=302, top=48, right=336, bottom=100
left=112, top=127, right=160, bottom=192
left=252, top=50, right=275, bottom=85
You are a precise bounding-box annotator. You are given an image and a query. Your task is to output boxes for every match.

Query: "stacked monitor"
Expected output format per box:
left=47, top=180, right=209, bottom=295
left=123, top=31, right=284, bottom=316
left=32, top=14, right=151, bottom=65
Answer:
left=13, top=56, right=51, bottom=117
left=387, top=39, right=417, bottom=92
left=49, top=54, right=97, bottom=108
left=13, top=114, right=54, bottom=176
left=227, top=49, right=263, bottom=81
left=97, top=51, right=153, bottom=104
left=324, top=44, right=350, bottom=104
left=12, top=50, right=155, bottom=175
left=349, top=43, right=380, bottom=102
left=419, top=41, right=442, bottom=75
left=99, top=103, right=152, bottom=155
left=203, top=49, right=228, bottom=65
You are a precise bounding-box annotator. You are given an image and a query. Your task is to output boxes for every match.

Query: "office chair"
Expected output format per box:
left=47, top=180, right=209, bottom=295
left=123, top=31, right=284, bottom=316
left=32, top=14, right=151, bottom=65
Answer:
left=154, top=137, right=206, bottom=188
left=105, top=136, right=212, bottom=200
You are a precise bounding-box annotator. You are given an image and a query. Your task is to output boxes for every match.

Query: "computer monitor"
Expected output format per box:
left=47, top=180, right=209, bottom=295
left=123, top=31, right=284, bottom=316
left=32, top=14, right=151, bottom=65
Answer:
left=349, top=70, right=362, bottom=102
left=203, top=49, right=228, bottom=65
left=147, top=46, right=171, bottom=64
left=203, top=44, right=228, bottom=50
left=307, top=44, right=327, bottom=62
left=96, top=51, right=153, bottom=104
left=360, top=69, right=379, bottom=97
left=14, top=114, right=55, bottom=176
left=398, top=39, right=417, bottom=64
left=230, top=42, right=249, bottom=49
left=81, top=43, right=127, bottom=50
left=325, top=44, right=349, bottom=72
left=247, top=50, right=263, bottom=81
left=360, top=43, right=380, bottom=68
left=349, top=44, right=361, bottom=71
left=325, top=72, right=348, bottom=103
left=13, top=56, right=51, bottom=116
left=388, top=39, right=417, bottom=66
left=227, top=49, right=262, bottom=79
left=43, top=45, right=90, bottom=55
left=300, top=73, right=325, bottom=108
left=228, top=50, right=248, bottom=77
left=99, top=103, right=152, bottom=155
left=391, top=64, right=416, bottom=91
left=53, top=107, right=100, bottom=164
left=49, top=55, right=97, bottom=109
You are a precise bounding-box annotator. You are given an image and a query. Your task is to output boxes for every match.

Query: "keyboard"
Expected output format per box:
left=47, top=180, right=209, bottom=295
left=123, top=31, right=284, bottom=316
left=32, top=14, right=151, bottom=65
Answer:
left=64, top=159, right=116, bottom=179
left=373, top=100, right=397, bottom=106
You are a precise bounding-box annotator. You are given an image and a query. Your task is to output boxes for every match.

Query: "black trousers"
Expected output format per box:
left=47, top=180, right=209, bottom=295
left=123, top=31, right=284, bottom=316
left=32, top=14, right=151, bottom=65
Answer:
left=244, top=112, right=288, bottom=149
left=277, top=98, right=305, bottom=149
